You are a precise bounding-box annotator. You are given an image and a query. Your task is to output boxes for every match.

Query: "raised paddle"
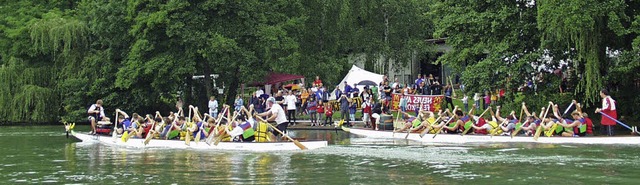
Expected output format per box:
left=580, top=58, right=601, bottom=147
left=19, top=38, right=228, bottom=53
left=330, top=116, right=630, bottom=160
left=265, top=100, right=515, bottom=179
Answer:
left=510, top=103, right=526, bottom=138
left=490, top=114, right=511, bottom=138
left=144, top=115, right=156, bottom=145
left=432, top=107, right=458, bottom=139
left=392, top=109, right=402, bottom=136
left=113, top=110, right=118, bottom=143
left=462, top=108, right=490, bottom=136
left=206, top=106, right=229, bottom=145
left=543, top=102, right=574, bottom=137
left=214, top=110, right=239, bottom=146
left=255, top=116, right=307, bottom=150
left=533, top=102, right=553, bottom=141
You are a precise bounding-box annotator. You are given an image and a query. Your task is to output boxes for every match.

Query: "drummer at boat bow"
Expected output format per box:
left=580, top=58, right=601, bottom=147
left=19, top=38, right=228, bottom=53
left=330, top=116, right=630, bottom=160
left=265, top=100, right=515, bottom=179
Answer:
left=87, top=99, right=106, bottom=135
left=256, top=97, right=288, bottom=140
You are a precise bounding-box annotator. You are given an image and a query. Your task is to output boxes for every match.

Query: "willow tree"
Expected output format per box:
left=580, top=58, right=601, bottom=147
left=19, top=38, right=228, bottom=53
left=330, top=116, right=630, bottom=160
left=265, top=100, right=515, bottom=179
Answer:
left=537, top=0, right=626, bottom=104
left=26, top=11, right=89, bottom=122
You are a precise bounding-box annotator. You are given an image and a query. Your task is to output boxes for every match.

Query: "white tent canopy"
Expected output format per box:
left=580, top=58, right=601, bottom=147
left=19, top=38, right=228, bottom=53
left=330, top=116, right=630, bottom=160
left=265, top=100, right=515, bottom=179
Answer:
left=329, top=65, right=384, bottom=100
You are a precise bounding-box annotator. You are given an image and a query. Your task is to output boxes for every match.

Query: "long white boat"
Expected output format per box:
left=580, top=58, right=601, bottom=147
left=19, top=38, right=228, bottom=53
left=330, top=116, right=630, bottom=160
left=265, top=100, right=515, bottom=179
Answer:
left=345, top=128, right=640, bottom=145
left=71, top=132, right=328, bottom=151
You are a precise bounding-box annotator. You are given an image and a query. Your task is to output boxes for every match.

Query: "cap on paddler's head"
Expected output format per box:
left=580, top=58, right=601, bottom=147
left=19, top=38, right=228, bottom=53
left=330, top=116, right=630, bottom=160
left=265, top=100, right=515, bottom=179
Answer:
left=267, top=97, right=276, bottom=103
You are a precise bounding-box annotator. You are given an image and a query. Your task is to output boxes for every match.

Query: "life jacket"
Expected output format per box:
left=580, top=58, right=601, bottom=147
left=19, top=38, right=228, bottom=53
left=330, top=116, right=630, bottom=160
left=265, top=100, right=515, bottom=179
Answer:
left=408, top=117, right=421, bottom=128
left=254, top=121, right=271, bottom=142
left=458, top=116, right=471, bottom=131
left=574, top=118, right=587, bottom=134
left=475, top=118, right=488, bottom=135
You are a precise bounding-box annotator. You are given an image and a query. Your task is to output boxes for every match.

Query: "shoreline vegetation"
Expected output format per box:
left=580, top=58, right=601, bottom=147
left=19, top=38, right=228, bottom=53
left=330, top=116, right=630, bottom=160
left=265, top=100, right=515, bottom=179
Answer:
left=1, top=1, right=639, bottom=128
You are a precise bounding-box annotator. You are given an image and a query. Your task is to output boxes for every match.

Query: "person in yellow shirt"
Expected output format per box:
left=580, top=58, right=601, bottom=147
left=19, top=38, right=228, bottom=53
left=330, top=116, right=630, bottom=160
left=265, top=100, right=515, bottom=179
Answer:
left=300, top=89, right=310, bottom=116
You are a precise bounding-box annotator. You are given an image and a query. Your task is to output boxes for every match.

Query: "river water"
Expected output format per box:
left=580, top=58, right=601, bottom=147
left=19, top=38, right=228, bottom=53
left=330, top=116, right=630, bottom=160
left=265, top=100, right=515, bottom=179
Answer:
left=1, top=126, right=639, bottom=184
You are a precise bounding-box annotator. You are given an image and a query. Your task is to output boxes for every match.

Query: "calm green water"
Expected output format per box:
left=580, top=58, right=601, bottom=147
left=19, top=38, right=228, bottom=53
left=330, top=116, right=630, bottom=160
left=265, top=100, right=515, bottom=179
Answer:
left=1, top=126, right=640, bottom=184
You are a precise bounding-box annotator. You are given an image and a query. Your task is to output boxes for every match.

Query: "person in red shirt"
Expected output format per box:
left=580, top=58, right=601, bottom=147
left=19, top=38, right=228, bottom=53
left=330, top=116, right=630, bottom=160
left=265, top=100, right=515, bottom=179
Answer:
left=361, top=97, right=373, bottom=128
left=313, top=76, right=323, bottom=88
left=323, top=102, right=333, bottom=126
left=595, top=89, right=617, bottom=136
left=316, top=101, right=325, bottom=125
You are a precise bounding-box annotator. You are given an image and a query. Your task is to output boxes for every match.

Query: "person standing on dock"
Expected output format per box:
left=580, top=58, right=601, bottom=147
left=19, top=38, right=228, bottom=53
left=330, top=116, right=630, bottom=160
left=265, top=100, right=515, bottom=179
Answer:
left=209, top=96, right=219, bottom=119
left=339, top=93, right=352, bottom=127
left=595, top=89, right=617, bottom=136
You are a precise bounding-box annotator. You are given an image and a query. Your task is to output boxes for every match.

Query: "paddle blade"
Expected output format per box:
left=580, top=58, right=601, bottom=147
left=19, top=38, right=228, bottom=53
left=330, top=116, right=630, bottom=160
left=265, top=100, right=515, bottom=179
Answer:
left=194, top=131, right=201, bottom=144
left=511, top=128, right=522, bottom=138
left=185, top=131, right=191, bottom=146
left=533, top=126, right=543, bottom=141
left=144, top=133, right=153, bottom=145
left=121, top=131, right=129, bottom=142
left=293, top=140, right=308, bottom=150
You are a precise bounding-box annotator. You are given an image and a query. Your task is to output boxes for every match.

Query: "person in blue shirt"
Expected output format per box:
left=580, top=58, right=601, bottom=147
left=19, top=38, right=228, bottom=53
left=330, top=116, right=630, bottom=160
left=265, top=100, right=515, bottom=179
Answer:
left=344, top=81, right=352, bottom=95
left=445, top=84, right=454, bottom=109
left=349, top=101, right=357, bottom=122
left=335, top=86, right=342, bottom=99
left=115, top=109, right=132, bottom=135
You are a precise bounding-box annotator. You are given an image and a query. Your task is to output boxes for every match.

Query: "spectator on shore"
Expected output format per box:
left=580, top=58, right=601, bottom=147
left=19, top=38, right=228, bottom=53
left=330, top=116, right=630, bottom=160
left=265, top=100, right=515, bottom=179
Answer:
left=313, top=76, right=323, bottom=88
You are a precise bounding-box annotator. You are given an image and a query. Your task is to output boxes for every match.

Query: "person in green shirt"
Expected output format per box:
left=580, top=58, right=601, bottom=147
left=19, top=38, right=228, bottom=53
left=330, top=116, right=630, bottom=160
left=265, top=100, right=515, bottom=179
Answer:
left=371, top=85, right=379, bottom=102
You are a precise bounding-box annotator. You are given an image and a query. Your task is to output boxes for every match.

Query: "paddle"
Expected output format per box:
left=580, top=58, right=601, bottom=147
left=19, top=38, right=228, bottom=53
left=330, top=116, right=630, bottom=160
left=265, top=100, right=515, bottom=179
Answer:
left=392, top=109, right=402, bottom=136
left=510, top=103, right=526, bottom=138
left=193, top=107, right=206, bottom=144
left=405, top=103, right=425, bottom=139
left=449, top=77, right=456, bottom=98
left=255, top=116, right=307, bottom=150
left=206, top=106, right=229, bottom=145
left=432, top=107, right=458, bottom=139
left=411, top=115, right=442, bottom=139
left=214, top=110, right=239, bottom=146
left=462, top=108, right=490, bottom=136
left=599, top=112, right=635, bottom=133
left=533, top=103, right=553, bottom=141
left=113, top=110, right=118, bottom=142
left=419, top=110, right=444, bottom=138
left=543, top=102, right=574, bottom=137
left=490, top=114, right=511, bottom=138
left=144, top=115, right=156, bottom=145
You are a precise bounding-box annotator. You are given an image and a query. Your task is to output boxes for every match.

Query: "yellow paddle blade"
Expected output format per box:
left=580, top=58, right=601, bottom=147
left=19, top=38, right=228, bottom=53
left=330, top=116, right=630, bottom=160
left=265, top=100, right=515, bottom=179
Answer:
left=121, top=131, right=129, bottom=142
left=70, top=123, right=75, bottom=130
left=336, top=119, right=344, bottom=127
left=185, top=131, right=191, bottom=146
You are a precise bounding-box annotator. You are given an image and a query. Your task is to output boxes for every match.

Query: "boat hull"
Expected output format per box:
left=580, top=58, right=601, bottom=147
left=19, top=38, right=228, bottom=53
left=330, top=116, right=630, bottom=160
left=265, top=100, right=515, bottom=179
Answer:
left=72, top=132, right=328, bottom=151
left=347, top=128, right=640, bottom=145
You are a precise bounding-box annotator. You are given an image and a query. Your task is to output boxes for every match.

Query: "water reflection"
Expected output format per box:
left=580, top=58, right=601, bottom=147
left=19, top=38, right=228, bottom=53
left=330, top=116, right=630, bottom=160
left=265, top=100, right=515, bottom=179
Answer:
left=2, top=126, right=640, bottom=184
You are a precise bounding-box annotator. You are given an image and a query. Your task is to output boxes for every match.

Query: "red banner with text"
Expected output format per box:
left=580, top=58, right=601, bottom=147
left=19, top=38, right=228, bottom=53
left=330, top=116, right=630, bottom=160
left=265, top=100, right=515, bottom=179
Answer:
left=391, top=93, right=444, bottom=112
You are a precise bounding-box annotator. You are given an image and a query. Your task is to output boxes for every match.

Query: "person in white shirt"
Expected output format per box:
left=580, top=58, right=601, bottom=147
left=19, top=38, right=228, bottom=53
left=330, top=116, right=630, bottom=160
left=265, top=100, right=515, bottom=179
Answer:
left=208, top=96, right=219, bottom=119
left=256, top=88, right=264, bottom=97
left=256, top=97, right=288, bottom=139
left=462, top=94, right=469, bottom=112
left=87, top=99, right=106, bottom=135
left=284, top=90, right=298, bottom=126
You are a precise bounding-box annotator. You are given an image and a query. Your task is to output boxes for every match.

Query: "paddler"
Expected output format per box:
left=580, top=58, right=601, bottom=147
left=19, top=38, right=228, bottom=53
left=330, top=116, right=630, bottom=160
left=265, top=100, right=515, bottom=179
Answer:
left=517, top=104, right=545, bottom=136
left=256, top=97, right=288, bottom=141
left=394, top=111, right=424, bottom=133
left=468, top=107, right=494, bottom=135
left=114, top=109, right=132, bottom=135
left=166, top=116, right=186, bottom=140
left=553, top=100, right=587, bottom=137
left=227, top=106, right=258, bottom=142
left=433, top=106, right=470, bottom=134
left=494, top=106, right=518, bottom=136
